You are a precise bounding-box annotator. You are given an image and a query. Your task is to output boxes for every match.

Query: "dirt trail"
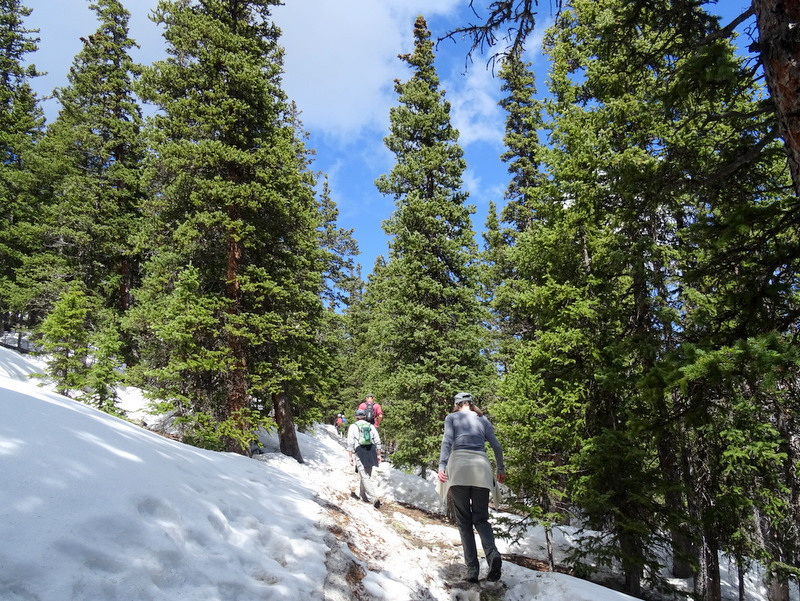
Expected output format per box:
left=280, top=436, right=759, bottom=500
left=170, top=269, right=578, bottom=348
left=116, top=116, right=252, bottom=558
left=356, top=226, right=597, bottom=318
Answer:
left=307, top=432, right=525, bottom=601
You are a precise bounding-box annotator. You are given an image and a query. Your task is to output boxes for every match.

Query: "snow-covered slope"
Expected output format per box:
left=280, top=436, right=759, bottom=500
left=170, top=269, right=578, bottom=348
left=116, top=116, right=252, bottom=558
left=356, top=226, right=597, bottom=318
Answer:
left=0, top=345, right=770, bottom=600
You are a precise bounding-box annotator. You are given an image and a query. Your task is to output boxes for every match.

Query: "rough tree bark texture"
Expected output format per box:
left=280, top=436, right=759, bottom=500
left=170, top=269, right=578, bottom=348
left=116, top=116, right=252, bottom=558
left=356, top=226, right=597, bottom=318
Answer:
left=273, top=389, right=304, bottom=463
left=754, top=0, right=800, bottom=198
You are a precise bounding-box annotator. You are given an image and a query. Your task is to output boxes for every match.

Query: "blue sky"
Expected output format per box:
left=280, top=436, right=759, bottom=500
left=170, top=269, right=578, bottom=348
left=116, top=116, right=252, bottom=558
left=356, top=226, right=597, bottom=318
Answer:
left=24, top=0, right=752, bottom=276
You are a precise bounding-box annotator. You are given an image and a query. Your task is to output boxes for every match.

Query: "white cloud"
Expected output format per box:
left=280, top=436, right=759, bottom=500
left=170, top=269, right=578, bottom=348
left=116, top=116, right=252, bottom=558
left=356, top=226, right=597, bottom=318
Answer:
left=446, top=62, right=505, bottom=147
left=272, top=0, right=462, bottom=142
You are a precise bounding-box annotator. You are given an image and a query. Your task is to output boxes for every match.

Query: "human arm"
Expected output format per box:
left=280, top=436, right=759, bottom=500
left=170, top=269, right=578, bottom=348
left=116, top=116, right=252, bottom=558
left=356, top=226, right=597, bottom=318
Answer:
left=437, top=414, right=454, bottom=482
left=374, top=403, right=383, bottom=427
left=484, top=419, right=506, bottom=481
left=371, top=424, right=382, bottom=464
left=345, top=424, right=356, bottom=463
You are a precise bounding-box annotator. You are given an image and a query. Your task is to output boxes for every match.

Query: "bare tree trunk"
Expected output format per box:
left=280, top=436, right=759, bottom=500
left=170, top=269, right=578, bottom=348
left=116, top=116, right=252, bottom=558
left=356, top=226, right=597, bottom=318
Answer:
left=656, top=418, right=694, bottom=578
left=766, top=573, right=790, bottom=601
left=671, top=525, right=694, bottom=579
left=222, top=212, right=250, bottom=455
left=272, top=389, right=303, bottom=463
left=753, top=0, right=800, bottom=198
left=737, top=558, right=746, bottom=601
left=545, top=526, right=555, bottom=571
left=696, top=535, right=722, bottom=601
left=620, top=530, right=643, bottom=598
left=649, top=257, right=695, bottom=580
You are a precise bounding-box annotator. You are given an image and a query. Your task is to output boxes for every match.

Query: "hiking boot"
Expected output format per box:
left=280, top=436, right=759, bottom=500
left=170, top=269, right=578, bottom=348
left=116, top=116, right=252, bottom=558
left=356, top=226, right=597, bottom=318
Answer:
left=373, top=499, right=382, bottom=509
left=487, top=553, right=502, bottom=581
left=465, top=570, right=479, bottom=583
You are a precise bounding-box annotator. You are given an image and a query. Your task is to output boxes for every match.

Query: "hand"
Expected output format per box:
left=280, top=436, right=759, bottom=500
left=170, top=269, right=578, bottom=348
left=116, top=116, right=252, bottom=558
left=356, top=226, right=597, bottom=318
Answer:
left=497, top=473, right=506, bottom=484
left=348, top=454, right=354, bottom=466
left=437, top=470, right=448, bottom=482
left=377, top=453, right=382, bottom=465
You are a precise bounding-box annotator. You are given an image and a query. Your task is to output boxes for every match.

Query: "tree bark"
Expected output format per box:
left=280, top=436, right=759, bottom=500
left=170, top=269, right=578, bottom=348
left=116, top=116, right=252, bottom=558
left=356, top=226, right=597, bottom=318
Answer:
left=272, top=389, right=304, bottom=463
left=766, top=572, right=790, bottom=601
left=620, top=530, right=643, bottom=598
left=226, top=214, right=248, bottom=417
left=754, top=0, right=800, bottom=198
left=696, top=534, right=722, bottom=601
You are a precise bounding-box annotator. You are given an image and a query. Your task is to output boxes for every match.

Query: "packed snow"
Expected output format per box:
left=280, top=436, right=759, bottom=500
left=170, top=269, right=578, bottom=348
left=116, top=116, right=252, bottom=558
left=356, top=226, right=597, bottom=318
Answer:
left=0, top=344, right=783, bottom=600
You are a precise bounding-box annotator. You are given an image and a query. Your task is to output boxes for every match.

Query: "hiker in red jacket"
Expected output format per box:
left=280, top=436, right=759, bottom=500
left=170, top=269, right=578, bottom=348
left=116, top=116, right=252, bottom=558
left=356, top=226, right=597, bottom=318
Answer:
left=357, top=393, right=383, bottom=427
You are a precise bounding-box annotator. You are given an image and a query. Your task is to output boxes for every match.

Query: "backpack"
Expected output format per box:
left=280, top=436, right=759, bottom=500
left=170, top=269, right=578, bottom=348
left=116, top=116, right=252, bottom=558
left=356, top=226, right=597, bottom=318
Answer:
left=358, top=422, right=373, bottom=446
left=364, top=401, right=375, bottom=424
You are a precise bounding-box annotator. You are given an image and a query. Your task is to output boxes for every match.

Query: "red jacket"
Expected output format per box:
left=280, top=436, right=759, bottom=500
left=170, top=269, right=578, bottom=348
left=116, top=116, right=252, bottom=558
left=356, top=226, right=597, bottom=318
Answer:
left=358, top=400, right=383, bottom=426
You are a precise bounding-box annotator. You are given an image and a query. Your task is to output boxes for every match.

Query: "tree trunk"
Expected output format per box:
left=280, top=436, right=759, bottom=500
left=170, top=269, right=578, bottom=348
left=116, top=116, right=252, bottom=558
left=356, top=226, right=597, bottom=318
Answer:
left=766, top=572, right=789, bottom=601
left=272, top=389, right=303, bottom=463
left=656, top=430, right=693, bottom=578
left=226, top=216, right=248, bottom=417
left=545, top=526, right=555, bottom=571
left=671, top=525, right=694, bottom=579
left=655, top=391, right=694, bottom=578
left=117, top=257, right=132, bottom=311
left=696, top=534, right=722, bottom=601
left=753, top=0, right=800, bottom=198
left=620, top=530, right=643, bottom=598
left=222, top=213, right=249, bottom=455
left=737, top=558, right=746, bottom=601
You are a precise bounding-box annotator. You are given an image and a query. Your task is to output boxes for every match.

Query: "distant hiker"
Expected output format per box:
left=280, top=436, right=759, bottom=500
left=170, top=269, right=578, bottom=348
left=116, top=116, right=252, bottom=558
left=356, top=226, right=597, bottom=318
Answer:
left=347, top=408, right=383, bottom=508
left=357, top=393, right=383, bottom=427
left=437, top=392, right=506, bottom=583
left=335, top=413, right=347, bottom=437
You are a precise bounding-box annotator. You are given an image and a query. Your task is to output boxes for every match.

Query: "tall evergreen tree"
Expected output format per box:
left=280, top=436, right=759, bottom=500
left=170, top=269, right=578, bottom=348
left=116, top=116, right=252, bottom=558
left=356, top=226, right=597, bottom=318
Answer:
left=484, top=51, right=544, bottom=373
left=16, top=1, right=144, bottom=402
left=491, top=1, right=797, bottom=598
left=318, top=175, right=360, bottom=311
left=497, top=50, right=542, bottom=234
left=448, top=1, right=800, bottom=198
left=0, top=0, right=43, bottom=329
left=368, top=15, right=493, bottom=474
left=131, top=0, right=326, bottom=458
left=315, top=175, right=365, bottom=417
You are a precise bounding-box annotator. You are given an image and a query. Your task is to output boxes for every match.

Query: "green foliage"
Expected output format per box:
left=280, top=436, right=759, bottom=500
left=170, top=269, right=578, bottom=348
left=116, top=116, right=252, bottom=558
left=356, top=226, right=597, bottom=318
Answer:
left=178, top=408, right=275, bottom=453
left=82, top=316, right=125, bottom=416
left=0, top=0, right=44, bottom=325
left=35, top=284, right=94, bottom=396
left=12, top=0, right=143, bottom=318
left=35, top=283, right=124, bottom=412
left=365, top=15, right=494, bottom=473
left=490, top=0, right=799, bottom=596
left=131, top=0, right=329, bottom=455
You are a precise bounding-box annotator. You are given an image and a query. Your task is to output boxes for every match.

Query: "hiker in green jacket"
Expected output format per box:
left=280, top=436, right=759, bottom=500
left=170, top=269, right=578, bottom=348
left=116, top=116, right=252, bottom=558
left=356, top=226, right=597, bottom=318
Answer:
left=347, top=408, right=383, bottom=508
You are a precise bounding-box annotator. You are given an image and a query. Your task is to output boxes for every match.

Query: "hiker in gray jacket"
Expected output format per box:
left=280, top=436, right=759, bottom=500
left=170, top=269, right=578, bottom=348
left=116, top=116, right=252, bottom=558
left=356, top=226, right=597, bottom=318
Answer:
left=437, top=392, right=506, bottom=583
left=347, top=408, right=383, bottom=508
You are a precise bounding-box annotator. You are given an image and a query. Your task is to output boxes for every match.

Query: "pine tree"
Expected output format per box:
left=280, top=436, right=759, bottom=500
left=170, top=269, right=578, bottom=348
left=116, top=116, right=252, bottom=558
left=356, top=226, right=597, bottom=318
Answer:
left=368, top=15, right=493, bottom=474
left=131, top=0, right=325, bottom=458
left=0, top=0, right=43, bottom=330
left=484, top=51, right=545, bottom=373
left=449, top=1, right=800, bottom=197
left=318, top=175, right=360, bottom=311
left=491, top=1, right=797, bottom=597
left=497, top=50, right=542, bottom=234
left=14, top=0, right=144, bottom=389
left=315, top=175, right=365, bottom=418
left=36, top=284, right=93, bottom=397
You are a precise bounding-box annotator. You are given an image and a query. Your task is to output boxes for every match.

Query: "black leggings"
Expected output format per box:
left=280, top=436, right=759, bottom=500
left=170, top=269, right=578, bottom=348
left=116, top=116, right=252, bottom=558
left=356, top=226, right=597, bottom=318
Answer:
left=449, top=485, right=499, bottom=571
